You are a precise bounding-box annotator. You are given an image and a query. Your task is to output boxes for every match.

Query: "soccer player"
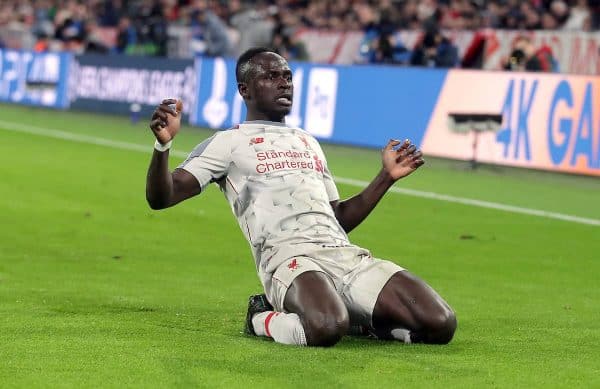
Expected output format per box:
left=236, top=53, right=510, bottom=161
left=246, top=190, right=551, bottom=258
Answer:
left=146, top=47, right=456, bottom=347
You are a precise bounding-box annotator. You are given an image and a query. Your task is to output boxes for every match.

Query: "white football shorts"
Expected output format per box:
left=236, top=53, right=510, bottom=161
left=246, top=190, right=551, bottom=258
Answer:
left=267, top=245, right=405, bottom=328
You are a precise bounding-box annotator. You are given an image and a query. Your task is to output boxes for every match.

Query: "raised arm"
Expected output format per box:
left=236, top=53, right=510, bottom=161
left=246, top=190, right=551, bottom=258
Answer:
left=331, top=139, right=424, bottom=233
left=146, top=99, right=201, bottom=210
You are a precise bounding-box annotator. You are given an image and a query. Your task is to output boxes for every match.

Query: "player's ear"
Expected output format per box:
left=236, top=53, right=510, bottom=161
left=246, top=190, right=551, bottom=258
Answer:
left=238, top=82, right=250, bottom=100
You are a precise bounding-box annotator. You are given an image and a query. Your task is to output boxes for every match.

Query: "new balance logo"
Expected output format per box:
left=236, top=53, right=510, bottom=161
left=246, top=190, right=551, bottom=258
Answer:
left=249, top=137, right=264, bottom=145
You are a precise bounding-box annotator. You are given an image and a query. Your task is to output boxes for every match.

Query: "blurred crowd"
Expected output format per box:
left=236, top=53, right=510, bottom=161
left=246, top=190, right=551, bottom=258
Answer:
left=0, top=0, right=597, bottom=67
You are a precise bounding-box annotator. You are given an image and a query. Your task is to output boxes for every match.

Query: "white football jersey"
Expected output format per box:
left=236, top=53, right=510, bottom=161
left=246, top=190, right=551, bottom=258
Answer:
left=179, top=120, right=357, bottom=288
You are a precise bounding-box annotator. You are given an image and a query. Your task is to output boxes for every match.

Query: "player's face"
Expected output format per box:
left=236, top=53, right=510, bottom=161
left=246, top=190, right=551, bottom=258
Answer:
left=248, top=53, right=293, bottom=119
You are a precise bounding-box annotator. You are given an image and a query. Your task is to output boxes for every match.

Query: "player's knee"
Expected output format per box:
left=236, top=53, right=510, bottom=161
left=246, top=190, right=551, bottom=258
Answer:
left=424, top=309, right=457, bottom=344
left=303, top=310, right=350, bottom=347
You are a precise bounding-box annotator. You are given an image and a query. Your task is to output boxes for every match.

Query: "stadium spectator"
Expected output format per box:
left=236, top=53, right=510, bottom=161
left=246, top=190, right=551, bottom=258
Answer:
left=377, top=33, right=411, bottom=64
left=356, top=2, right=412, bottom=64
left=592, top=0, right=600, bottom=30
left=0, top=0, right=597, bottom=68
left=502, top=6, right=526, bottom=30
left=503, top=35, right=558, bottom=72
left=550, top=0, right=571, bottom=26
left=139, top=0, right=169, bottom=56
left=115, top=16, right=136, bottom=54
left=271, top=31, right=310, bottom=62
left=33, top=32, right=50, bottom=52
left=541, top=10, right=560, bottom=29
left=83, top=19, right=110, bottom=54
left=98, top=0, right=123, bottom=27
left=191, top=1, right=232, bottom=57
left=360, top=32, right=411, bottom=64
left=162, top=0, right=181, bottom=23
left=481, top=1, right=505, bottom=28
left=5, top=1, right=600, bottom=34
left=563, top=0, right=592, bottom=30
left=439, top=0, right=481, bottom=30
left=269, top=6, right=309, bottom=62
left=31, top=0, right=55, bottom=38
left=53, top=1, right=87, bottom=44
left=410, top=29, right=460, bottom=67
left=521, top=2, right=542, bottom=30
left=228, top=0, right=275, bottom=57
left=0, top=3, right=34, bottom=50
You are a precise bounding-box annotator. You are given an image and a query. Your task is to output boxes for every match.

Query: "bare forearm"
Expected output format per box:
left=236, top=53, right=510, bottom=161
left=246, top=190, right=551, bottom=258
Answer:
left=334, top=169, right=394, bottom=233
left=146, top=99, right=200, bottom=209
left=146, top=150, right=175, bottom=209
left=334, top=138, right=424, bottom=232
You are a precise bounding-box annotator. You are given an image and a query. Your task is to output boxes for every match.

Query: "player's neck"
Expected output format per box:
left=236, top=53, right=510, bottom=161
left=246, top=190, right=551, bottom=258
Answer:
left=245, top=111, right=285, bottom=124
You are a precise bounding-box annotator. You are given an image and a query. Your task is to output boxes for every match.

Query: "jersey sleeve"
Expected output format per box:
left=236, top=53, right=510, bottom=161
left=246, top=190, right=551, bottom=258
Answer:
left=177, top=132, right=231, bottom=192
left=310, top=137, right=340, bottom=202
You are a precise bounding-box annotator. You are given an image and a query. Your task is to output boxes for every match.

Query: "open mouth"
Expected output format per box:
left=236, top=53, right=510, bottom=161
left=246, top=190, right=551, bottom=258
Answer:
left=276, top=95, right=292, bottom=106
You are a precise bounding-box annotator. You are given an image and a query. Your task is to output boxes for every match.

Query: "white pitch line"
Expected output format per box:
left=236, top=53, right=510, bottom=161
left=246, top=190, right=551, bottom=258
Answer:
left=335, top=177, right=599, bottom=226
left=1, top=119, right=598, bottom=227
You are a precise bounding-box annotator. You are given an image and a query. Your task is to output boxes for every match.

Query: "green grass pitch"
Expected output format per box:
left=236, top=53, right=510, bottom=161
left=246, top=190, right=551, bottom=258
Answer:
left=1, top=103, right=599, bottom=387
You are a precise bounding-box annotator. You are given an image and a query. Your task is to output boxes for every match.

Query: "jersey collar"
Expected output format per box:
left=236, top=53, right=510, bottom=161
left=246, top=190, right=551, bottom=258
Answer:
left=243, top=120, right=290, bottom=127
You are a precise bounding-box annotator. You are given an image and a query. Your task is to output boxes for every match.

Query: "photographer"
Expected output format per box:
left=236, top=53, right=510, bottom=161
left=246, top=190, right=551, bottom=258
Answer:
left=504, top=36, right=557, bottom=72
left=410, top=29, right=459, bottom=68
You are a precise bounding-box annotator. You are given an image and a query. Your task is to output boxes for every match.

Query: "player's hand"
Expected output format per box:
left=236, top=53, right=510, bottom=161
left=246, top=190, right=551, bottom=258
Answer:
left=150, top=98, right=183, bottom=144
left=381, top=139, right=424, bottom=181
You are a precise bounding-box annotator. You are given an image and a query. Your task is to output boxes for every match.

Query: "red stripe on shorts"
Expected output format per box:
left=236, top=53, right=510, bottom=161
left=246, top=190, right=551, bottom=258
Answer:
left=264, top=312, right=279, bottom=338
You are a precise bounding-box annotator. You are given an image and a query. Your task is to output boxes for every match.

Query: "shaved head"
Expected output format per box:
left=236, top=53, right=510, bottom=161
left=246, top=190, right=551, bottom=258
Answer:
left=236, top=47, right=275, bottom=84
